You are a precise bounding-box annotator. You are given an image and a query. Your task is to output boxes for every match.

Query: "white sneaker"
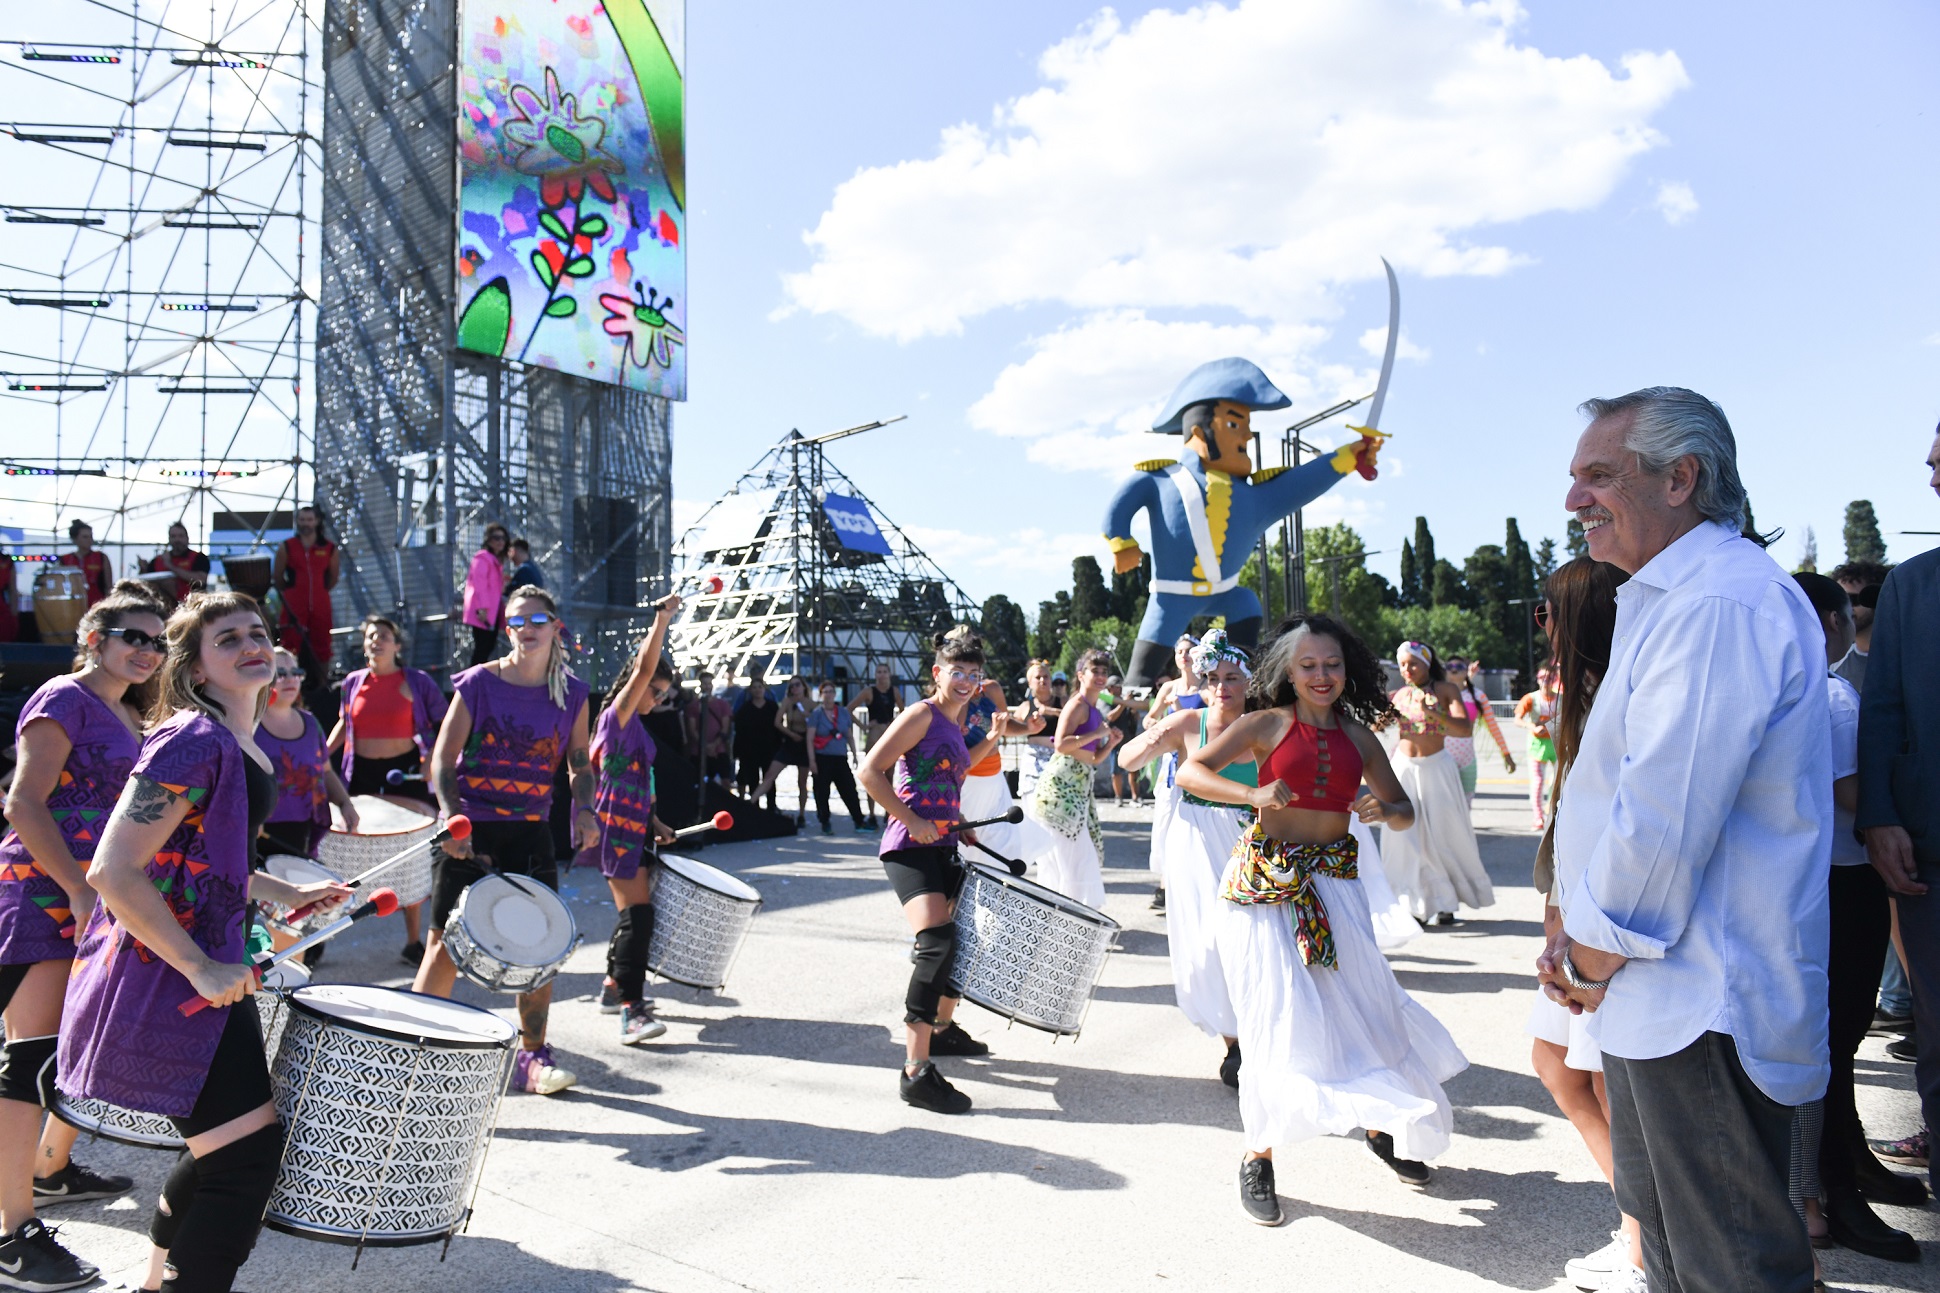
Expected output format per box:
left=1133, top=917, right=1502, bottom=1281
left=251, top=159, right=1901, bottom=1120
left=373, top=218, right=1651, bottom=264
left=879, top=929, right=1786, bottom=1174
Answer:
left=1564, top=1232, right=1629, bottom=1290
left=1602, top=1263, right=1647, bottom=1293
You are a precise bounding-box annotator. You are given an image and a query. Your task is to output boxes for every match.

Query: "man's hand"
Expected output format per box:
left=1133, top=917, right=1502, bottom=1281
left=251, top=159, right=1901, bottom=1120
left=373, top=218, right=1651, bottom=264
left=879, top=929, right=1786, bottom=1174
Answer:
left=1867, top=825, right=1927, bottom=896
left=1111, top=544, right=1143, bottom=575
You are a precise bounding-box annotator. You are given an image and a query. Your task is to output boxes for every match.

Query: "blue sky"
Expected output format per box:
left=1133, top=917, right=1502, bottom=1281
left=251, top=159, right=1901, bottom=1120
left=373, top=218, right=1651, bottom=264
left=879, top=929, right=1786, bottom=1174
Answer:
left=674, top=0, right=1940, bottom=608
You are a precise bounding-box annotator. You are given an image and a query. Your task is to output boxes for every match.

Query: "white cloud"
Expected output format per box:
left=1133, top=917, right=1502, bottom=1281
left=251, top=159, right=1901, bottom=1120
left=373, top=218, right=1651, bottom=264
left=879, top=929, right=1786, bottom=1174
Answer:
left=1654, top=180, right=1699, bottom=225
left=781, top=0, right=1686, bottom=496
left=1360, top=326, right=1430, bottom=363
left=904, top=525, right=1107, bottom=584
left=1924, top=332, right=1940, bottom=348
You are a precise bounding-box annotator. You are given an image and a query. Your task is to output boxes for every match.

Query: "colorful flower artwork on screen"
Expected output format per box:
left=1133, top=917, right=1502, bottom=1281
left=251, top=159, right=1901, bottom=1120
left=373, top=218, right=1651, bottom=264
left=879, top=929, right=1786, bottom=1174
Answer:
left=455, top=0, right=685, bottom=399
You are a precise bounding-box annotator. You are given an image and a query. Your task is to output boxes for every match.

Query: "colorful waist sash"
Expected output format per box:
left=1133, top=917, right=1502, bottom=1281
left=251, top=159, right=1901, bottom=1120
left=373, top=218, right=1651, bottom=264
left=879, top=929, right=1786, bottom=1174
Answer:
left=1219, top=824, right=1358, bottom=969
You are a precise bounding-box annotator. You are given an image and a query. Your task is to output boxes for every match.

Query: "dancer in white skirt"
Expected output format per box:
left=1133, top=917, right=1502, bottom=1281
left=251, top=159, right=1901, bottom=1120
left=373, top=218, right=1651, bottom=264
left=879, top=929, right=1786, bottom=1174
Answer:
left=1141, top=635, right=1202, bottom=912
left=1350, top=816, right=1419, bottom=952
left=1024, top=649, right=1120, bottom=909
left=1382, top=641, right=1492, bottom=925
left=959, top=676, right=1051, bottom=864
left=1178, top=613, right=1467, bottom=1226
left=1009, top=660, right=1060, bottom=799
left=1118, top=630, right=1250, bottom=1085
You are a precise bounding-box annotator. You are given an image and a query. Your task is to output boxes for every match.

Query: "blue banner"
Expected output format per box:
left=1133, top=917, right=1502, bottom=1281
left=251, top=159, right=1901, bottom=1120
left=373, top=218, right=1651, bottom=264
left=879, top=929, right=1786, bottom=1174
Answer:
left=821, top=493, right=892, bottom=555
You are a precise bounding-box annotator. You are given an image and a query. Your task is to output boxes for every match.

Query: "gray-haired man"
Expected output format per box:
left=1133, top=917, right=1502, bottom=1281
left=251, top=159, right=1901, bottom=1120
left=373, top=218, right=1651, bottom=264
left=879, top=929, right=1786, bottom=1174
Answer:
left=1541, top=388, right=1828, bottom=1293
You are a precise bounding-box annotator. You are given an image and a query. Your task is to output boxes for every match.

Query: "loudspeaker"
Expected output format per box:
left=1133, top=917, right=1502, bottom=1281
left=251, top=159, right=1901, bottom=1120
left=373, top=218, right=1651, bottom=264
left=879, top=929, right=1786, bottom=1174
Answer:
left=573, top=496, right=641, bottom=609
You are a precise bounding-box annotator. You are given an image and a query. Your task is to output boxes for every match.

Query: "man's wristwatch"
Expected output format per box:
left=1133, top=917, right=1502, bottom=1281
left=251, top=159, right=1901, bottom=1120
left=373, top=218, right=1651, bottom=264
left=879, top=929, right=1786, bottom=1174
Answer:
left=1560, top=947, right=1613, bottom=993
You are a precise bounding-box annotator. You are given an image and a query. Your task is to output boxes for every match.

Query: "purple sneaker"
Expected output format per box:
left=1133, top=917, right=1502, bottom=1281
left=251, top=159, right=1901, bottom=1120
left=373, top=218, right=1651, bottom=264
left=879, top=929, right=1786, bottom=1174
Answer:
left=511, top=1044, right=577, bottom=1095
left=1873, top=1127, right=1930, bottom=1169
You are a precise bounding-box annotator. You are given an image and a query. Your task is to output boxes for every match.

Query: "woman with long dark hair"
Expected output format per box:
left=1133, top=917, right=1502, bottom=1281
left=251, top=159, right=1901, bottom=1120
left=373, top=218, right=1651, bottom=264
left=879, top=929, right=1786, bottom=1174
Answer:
left=0, top=583, right=162, bottom=1288
left=60, top=592, right=348, bottom=1293
left=461, top=523, right=510, bottom=667
left=755, top=678, right=814, bottom=824
left=1518, top=556, right=1642, bottom=1292
left=591, top=595, right=681, bottom=1045
left=1381, top=640, right=1490, bottom=924
left=1180, top=613, right=1464, bottom=1224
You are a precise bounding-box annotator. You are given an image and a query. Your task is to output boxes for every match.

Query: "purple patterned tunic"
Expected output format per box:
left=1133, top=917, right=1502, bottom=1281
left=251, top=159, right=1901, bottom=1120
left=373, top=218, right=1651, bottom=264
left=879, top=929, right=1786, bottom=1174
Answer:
left=592, top=706, right=656, bottom=880
left=59, top=712, right=253, bottom=1116
left=258, top=709, right=330, bottom=856
left=452, top=665, right=592, bottom=821
left=0, top=677, right=139, bottom=964
left=878, top=700, right=969, bottom=856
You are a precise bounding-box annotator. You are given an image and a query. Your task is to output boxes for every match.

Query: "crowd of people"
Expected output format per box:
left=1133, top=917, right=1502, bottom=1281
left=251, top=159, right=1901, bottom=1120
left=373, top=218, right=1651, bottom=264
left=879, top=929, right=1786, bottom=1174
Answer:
left=0, top=390, right=1934, bottom=1292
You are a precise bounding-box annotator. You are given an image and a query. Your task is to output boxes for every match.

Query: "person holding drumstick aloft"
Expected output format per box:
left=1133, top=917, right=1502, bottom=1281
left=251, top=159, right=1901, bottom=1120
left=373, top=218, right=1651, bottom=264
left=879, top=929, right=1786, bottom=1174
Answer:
left=590, top=594, right=682, bottom=1046
left=60, top=592, right=348, bottom=1293
left=0, top=584, right=163, bottom=1290
left=859, top=627, right=1011, bottom=1115
left=419, top=585, right=594, bottom=1096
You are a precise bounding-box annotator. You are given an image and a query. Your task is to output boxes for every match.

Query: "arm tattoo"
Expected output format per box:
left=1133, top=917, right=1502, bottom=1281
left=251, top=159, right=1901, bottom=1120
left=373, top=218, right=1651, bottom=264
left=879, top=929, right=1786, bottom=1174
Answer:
left=435, top=765, right=463, bottom=818
left=123, top=775, right=178, bottom=826
left=517, top=994, right=549, bottom=1047
left=569, top=747, right=590, bottom=773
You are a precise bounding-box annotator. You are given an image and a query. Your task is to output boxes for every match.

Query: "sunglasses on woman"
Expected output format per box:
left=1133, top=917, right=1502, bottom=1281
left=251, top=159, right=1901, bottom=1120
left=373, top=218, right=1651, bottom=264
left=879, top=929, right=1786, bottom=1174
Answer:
left=504, top=612, right=553, bottom=628
left=1532, top=602, right=1551, bottom=628
left=103, top=627, right=161, bottom=650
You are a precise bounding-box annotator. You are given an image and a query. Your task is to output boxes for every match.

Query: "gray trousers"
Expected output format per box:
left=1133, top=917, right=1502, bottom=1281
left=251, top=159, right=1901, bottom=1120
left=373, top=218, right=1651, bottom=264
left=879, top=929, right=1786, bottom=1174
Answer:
left=1605, top=1031, right=1813, bottom=1293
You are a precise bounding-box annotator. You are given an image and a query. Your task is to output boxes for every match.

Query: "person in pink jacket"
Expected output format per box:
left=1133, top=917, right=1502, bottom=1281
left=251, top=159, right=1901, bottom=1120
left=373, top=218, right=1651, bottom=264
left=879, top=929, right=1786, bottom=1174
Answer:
left=462, top=523, right=510, bottom=666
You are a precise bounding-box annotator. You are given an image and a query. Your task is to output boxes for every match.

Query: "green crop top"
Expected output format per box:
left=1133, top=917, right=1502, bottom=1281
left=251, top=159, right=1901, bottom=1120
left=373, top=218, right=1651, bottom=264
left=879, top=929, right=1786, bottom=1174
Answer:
left=1182, top=710, right=1258, bottom=808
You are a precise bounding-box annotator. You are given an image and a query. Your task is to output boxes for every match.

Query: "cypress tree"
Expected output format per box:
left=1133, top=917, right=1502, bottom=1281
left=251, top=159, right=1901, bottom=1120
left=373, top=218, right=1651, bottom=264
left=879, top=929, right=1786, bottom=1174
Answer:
left=1843, top=500, right=1887, bottom=564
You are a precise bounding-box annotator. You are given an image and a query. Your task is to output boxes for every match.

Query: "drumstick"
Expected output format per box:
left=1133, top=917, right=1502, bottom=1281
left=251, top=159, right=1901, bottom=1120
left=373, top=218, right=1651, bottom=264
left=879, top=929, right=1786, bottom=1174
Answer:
left=294, top=814, right=473, bottom=912
left=961, top=837, right=1028, bottom=878
left=671, top=810, right=733, bottom=841
left=950, top=806, right=1025, bottom=833
left=384, top=767, right=427, bottom=787
left=178, top=888, right=400, bottom=1016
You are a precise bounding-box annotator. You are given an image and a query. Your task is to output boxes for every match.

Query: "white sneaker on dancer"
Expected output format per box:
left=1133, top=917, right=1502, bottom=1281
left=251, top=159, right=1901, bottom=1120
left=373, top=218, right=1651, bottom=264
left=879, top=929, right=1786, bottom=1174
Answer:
left=1601, top=1263, right=1647, bottom=1293
left=1563, top=1231, right=1630, bottom=1290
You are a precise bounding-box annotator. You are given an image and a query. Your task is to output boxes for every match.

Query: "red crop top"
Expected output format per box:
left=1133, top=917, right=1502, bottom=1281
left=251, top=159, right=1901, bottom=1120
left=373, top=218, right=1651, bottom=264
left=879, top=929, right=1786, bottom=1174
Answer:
left=1259, top=718, right=1362, bottom=813
left=349, top=670, right=415, bottom=740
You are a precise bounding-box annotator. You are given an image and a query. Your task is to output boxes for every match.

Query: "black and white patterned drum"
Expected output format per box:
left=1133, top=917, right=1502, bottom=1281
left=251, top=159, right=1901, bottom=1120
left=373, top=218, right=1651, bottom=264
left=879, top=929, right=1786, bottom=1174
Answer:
left=442, top=873, right=579, bottom=993
left=55, top=960, right=311, bottom=1151
left=320, top=796, right=437, bottom=906
left=648, top=852, right=762, bottom=990
left=264, top=854, right=341, bottom=935
left=950, top=860, right=1120, bottom=1037
left=267, top=985, right=515, bottom=1247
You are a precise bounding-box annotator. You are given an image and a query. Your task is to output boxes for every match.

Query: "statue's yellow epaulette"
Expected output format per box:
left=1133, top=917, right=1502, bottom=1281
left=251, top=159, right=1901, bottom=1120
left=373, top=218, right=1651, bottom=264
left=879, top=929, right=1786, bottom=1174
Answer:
left=1134, top=458, right=1174, bottom=473
left=1252, top=466, right=1288, bottom=483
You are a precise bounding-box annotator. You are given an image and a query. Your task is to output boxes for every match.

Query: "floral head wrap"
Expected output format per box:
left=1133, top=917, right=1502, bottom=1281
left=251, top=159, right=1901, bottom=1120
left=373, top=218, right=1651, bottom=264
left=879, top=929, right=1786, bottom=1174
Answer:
left=1191, top=628, right=1251, bottom=677
left=1395, top=640, right=1432, bottom=667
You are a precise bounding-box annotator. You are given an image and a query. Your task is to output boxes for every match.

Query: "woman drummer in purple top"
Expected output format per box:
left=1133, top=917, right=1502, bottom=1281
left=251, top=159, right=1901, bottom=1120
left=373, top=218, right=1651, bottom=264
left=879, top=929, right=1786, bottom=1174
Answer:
left=0, top=582, right=163, bottom=1287
left=61, top=592, right=347, bottom=1293
left=419, top=584, right=594, bottom=1097
left=858, top=626, right=1012, bottom=1116
left=257, top=647, right=358, bottom=860
left=590, top=595, right=681, bottom=1047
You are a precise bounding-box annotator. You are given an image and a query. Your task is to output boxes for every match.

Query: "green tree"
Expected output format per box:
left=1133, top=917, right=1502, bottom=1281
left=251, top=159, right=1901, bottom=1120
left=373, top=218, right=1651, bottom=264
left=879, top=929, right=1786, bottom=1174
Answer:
left=1843, top=500, right=1887, bottom=565
left=1399, top=538, right=1419, bottom=607
left=979, top=594, right=1031, bottom=688
left=1054, top=616, right=1136, bottom=677
left=1371, top=604, right=1513, bottom=668
left=1412, top=518, right=1438, bottom=603
left=1301, top=522, right=1386, bottom=636
left=1795, top=526, right=1819, bottom=574
left=1069, top=556, right=1111, bottom=631
left=1430, top=558, right=1467, bottom=610
left=1110, top=551, right=1150, bottom=629
left=1566, top=518, right=1587, bottom=559
left=1505, top=519, right=1535, bottom=606
left=1534, top=537, right=1559, bottom=584
left=1464, top=543, right=1512, bottom=645
left=1031, top=593, right=1070, bottom=662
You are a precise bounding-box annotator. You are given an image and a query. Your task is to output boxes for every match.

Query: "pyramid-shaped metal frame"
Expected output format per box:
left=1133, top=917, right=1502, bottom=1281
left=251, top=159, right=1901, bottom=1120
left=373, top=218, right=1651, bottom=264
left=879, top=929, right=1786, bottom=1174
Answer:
left=671, top=425, right=978, bottom=686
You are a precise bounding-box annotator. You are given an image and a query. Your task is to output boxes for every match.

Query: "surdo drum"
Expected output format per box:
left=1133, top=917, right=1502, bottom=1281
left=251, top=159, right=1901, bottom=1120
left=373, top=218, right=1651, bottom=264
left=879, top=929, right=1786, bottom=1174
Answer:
left=647, top=853, right=762, bottom=991
left=950, top=859, right=1120, bottom=1038
left=265, top=854, right=342, bottom=936
left=320, top=795, right=437, bottom=906
left=267, top=984, right=515, bottom=1247
left=54, top=960, right=311, bottom=1151
left=441, top=874, right=579, bottom=993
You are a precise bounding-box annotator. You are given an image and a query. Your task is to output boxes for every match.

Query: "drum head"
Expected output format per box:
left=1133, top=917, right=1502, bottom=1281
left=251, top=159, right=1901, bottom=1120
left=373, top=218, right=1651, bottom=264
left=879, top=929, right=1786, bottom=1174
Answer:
left=259, top=959, right=311, bottom=992
left=333, top=795, right=436, bottom=836
left=968, top=859, right=1120, bottom=929
left=659, top=852, right=762, bottom=904
left=264, top=854, right=338, bottom=890
left=287, top=984, right=515, bottom=1048
left=460, top=874, right=575, bottom=966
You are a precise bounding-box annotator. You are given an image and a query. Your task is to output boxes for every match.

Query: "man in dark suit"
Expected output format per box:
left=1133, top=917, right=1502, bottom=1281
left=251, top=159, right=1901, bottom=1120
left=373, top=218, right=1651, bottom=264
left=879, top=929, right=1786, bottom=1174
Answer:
left=1859, top=420, right=1940, bottom=1194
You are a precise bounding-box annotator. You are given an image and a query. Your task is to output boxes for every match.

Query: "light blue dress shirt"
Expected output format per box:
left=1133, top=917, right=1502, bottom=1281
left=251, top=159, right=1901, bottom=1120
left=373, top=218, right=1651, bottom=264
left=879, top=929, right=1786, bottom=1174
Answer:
left=1555, top=521, right=1831, bottom=1106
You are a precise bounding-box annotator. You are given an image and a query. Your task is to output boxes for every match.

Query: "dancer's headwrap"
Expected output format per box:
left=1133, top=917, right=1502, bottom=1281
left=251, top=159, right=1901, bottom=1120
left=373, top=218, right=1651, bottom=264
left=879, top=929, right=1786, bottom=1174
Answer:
left=1395, top=640, right=1432, bottom=668
left=1191, top=628, right=1251, bottom=677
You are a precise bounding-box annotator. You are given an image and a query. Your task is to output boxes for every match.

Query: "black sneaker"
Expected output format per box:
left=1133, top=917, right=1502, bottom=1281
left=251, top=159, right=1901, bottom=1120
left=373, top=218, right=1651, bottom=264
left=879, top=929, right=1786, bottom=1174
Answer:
left=1887, top=1035, right=1918, bottom=1063
left=928, top=1021, right=990, bottom=1057
left=32, top=1161, right=133, bottom=1205
left=899, top=1062, right=971, bottom=1114
left=598, top=978, right=625, bottom=1014
left=399, top=939, right=425, bottom=968
left=1366, top=1130, right=1431, bottom=1185
left=0, top=1218, right=97, bottom=1291
left=1238, top=1157, right=1283, bottom=1226
left=1219, top=1040, right=1242, bottom=1089
left=1432, top=912, right=1456, bottom=927
left=1150, top=886, right=1166, bottom=912
left=1870, top=1009, right=1914, bottom=1036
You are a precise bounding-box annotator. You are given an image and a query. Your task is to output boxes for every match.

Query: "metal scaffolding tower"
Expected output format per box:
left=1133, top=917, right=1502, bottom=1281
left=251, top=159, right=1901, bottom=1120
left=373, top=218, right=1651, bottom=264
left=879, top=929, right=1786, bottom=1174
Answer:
left=0, top=1, right=320, bottom=565
left=671, top=422, right=978, bottom=687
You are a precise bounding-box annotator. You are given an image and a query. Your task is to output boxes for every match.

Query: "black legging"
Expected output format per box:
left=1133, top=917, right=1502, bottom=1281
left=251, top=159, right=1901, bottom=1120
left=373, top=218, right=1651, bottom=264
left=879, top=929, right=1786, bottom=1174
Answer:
left=468, top=625, right=497, bottom=667
left=1819, top=863, right=1893, bottom=1191
left=814, top=760, right=865, bottom=829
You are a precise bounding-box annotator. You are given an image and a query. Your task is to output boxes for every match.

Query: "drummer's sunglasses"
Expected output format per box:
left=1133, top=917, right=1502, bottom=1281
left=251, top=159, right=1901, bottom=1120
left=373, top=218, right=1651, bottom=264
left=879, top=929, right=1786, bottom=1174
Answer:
left=103, top=627, right=161, bottom=650
left=504, top=612, right=553, bottom=628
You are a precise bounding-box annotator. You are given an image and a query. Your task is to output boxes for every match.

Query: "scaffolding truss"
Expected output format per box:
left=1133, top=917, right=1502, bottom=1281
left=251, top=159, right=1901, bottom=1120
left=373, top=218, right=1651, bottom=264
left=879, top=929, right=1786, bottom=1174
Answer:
left=0, top=1, right=320, bottom=567
left=671, top=424, right=979, bottom=686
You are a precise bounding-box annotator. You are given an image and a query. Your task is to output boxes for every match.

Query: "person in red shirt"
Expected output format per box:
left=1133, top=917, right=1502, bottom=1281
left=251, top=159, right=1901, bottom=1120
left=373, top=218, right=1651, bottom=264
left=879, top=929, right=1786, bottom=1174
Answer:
left=147, top=521, right=211, bottom=602
left=272, top=505, right=340, bottom=679
left=56, top=521, right=112, bottom=607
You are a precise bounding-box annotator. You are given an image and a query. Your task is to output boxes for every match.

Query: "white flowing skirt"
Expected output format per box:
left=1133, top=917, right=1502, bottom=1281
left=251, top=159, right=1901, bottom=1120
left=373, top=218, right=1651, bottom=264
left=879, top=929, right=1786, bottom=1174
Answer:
left=1025, top=756, right=1106, bottom=911
left=1525, top=989, right=1604, bottom=1072
left=1350, top=817, right=1419, bottom=952
left=1217, top=872, right=1468, bottom=1159
left=1148, top=754, right=1182, bottom=880
left=1015, top=743, right=1055, bottom=799
left=1381, top=749, right=1493, bottom=921
left=961, top=771, right=1054, bottom=865
left=1163, top=799, right=1245, bottom=1038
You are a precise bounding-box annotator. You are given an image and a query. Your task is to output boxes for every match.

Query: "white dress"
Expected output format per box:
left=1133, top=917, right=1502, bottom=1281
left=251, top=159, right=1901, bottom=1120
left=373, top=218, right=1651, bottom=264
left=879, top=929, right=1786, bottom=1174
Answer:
left=1218, top=866, right=1468, bottom=1159
left=960, top=769, right=1054, bottom=866
left=1381, top=748, right=1493, bottom=920
left=1148, top=750, right=1182, bottom=883
left=1160, top=717, right=1249, bottom=1038
left=1350, top=816, right=1419, bottom=952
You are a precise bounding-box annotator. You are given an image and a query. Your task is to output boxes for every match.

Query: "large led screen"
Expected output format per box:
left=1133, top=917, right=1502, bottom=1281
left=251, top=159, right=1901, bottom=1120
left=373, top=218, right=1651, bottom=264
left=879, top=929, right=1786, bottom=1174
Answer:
left=455, top=0, right=686, bottom=398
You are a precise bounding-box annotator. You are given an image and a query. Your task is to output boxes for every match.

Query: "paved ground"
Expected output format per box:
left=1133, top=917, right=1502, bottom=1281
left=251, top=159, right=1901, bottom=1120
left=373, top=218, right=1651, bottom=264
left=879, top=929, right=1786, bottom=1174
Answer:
left=51, top=749, right=1940, bottom=1292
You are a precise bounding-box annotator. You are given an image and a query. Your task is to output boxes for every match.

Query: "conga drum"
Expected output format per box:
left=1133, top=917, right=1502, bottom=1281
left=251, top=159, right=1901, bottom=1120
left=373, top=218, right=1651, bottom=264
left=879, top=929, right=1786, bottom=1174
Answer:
left=137, top=568, right=180, bottom=611
left=31, top=568, right=86, bottom=643
left=222, top=552, right=273, bottom=601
